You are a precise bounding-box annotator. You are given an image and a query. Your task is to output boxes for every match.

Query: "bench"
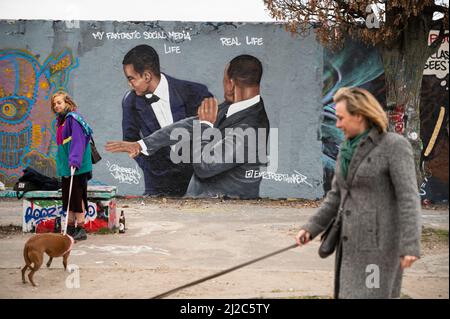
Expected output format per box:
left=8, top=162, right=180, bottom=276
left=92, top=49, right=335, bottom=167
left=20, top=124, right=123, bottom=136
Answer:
left=22, top=185, right=118, bottom=233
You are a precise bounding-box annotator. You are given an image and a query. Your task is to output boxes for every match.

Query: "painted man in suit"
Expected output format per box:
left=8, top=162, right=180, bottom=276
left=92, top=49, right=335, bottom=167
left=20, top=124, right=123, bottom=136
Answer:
left=121, top=44, right=212, bottom=196
left=109, top=55, right=270, bottom=199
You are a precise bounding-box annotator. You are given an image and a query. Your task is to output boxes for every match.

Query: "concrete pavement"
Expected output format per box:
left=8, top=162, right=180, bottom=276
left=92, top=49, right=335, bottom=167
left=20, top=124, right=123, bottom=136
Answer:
left=0, top=198, right=448, bottom=298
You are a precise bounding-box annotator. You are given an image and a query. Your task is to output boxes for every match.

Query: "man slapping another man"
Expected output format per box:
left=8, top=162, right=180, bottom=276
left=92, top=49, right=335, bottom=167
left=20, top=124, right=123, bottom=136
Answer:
left=107, top=54, right=270, bottom=199
left=121, top=44, right=212, bottom=196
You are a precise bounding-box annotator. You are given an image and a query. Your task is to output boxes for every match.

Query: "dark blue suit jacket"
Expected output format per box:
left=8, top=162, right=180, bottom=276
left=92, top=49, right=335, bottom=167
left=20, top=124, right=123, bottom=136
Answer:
left=122, top=73, right=212, bottom=195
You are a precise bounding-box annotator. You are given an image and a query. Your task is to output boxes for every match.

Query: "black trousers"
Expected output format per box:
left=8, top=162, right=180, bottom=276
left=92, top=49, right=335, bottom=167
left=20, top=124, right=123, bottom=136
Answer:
left=61, top=172, right=91, bottom=213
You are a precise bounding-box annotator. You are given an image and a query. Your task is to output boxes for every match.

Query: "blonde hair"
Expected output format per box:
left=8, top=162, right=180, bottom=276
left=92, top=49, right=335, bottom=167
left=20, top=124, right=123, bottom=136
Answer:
left=333, top=87, right=388, bottom=133
left=50, top=91, right=78, bottom=114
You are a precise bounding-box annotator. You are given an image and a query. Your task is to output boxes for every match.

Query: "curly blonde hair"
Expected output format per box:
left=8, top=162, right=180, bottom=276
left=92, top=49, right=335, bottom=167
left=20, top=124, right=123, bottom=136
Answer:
left=50, top=91, right=78, bottom=114
left=333, top=87, right=388, bottom=133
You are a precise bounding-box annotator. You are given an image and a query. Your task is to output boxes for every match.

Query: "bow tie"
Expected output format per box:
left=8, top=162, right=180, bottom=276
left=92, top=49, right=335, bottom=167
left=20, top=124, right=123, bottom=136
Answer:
left=145, top=94, right=160, bottom=104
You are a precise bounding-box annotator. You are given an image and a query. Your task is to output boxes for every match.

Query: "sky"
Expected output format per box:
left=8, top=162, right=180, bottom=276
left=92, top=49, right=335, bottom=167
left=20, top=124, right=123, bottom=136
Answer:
left=1, top=0, right=448, bottom=22
left=0, top=0, right=277, bottom=22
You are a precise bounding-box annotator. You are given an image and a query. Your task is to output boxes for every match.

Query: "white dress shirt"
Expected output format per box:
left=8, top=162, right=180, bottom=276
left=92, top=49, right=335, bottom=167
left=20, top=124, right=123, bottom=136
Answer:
left=138, top=74, right=174, bottom=155
left=146, top=73, right=173, bottom=128
left=201, top=94, right=261, bottom=127
left=138, top=93, right=261, bottom=155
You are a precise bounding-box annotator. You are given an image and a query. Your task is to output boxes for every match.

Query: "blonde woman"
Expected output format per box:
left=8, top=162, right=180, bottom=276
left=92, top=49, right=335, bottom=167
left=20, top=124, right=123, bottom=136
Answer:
left=296, top=87, right=421, bottom=298
left=51, top=91, right=93, bottom=241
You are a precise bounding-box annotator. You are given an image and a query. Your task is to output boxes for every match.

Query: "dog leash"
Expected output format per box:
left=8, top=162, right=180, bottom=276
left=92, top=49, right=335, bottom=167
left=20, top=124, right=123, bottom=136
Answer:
left=62, top=167, right=75, bottom=236
left=151, top=243, right=298, bottom=299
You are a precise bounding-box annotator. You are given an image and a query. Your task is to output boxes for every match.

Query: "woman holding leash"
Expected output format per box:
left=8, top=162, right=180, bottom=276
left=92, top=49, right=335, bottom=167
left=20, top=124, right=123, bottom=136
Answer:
left=296, top=87, right=421, bottom=298
left=51, top=91, right=93, bottom=241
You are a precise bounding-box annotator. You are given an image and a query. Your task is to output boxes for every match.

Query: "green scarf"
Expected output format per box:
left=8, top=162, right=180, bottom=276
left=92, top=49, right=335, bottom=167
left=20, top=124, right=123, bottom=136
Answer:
left=340, top=129, right=370, bottom=179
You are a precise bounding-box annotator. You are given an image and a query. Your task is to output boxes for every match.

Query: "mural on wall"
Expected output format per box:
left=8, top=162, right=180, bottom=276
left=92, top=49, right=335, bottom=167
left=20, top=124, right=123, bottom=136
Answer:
left=3, top=20, right=317, bottom=200
left=321, top=32, right=449, bottom=203
left=419, top=31, right=449, bottom=203
left=0, top=49, right=77, bottom=186
left=321, top=40, right=385, bottom=192
left=120, top=44, right=213, bottom=197
left=23, top=198, right=116, bottom=233
left=1, top=20, right=446, bottom=201
left=117, top=44, right=271, bottom=199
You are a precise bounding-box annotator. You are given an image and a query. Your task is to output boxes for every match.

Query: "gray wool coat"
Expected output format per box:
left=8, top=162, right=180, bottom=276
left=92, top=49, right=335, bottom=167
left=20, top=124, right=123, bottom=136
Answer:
left=302, top=127, right=421, bottom=299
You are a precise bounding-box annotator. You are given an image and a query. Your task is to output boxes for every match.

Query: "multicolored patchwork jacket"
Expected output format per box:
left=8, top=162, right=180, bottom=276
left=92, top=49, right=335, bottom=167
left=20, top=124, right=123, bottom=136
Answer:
left=55, top=112, right=92, bottom=177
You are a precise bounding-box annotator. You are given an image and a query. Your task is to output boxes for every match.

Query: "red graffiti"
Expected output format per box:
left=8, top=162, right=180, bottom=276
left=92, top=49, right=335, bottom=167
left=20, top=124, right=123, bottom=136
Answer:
left=388, top=104, right=406, bottom=134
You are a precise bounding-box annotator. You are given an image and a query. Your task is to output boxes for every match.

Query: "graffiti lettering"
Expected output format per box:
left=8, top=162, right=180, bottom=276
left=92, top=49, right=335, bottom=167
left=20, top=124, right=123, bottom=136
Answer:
left=93, top=31, right=192, bottom=41
left=24, top=206, right=60, bottom=224
left=220, top=37, right=241, bottom=46
left=220, top=36, right=264, bottom=46
left=106, top=31, right=141, bottom=40
left=424, top=30, right=449, bottom=82
left=166, top=31, right=191, bottom=41
left=106, top=161, right=141, bottom=184
left=245, top=36, right=263, bottom=45
left=23, top=201, right=98, bottom=232
left=164, top=44, right=181, bottom=54
left=91, top=31, right=104, bottom=40
left=143, top=31, right=167, bottom=39
left=246, top=169, right=313, bottom=187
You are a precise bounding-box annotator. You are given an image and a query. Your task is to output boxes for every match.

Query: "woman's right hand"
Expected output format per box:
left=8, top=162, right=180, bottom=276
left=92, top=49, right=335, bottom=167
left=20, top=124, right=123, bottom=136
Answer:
left=295, top=229, right=311, bottom=246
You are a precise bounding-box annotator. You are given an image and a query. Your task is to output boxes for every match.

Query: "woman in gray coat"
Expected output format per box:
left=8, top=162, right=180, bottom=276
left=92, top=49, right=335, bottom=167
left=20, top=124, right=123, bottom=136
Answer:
left=296, top=87, right=421, bottom=299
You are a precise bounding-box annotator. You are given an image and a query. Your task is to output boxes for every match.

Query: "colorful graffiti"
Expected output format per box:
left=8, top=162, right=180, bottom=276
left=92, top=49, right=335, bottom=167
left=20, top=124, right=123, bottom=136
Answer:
left=1, top=23, right=446, bottom=201
left=387, top=104, right=406, bottom=134
left=420, top=80, right=449, bottom=203
left=419, top=31, right=449, bottom=203
left=321, top=39, right=385, bottom=191
left=22, top=199, right=115, bottom=233
left=321, top=34, right=449, bottom=203
left=0, top=49, right=77, bottom=186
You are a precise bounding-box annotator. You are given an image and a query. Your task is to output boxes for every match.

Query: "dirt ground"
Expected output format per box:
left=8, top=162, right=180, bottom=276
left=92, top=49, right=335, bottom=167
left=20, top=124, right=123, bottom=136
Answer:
left=0, top=197, right=448, bottom=299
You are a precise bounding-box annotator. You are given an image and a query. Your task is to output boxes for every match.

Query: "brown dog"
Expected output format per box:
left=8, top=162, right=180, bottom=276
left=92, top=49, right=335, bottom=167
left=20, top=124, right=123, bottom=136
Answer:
left=22, top=233, right=74, bottom=287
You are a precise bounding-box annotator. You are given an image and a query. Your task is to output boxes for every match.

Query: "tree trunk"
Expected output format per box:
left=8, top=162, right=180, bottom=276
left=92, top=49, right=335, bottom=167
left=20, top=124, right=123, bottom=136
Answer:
left=379, top=14, right=438, bottom=187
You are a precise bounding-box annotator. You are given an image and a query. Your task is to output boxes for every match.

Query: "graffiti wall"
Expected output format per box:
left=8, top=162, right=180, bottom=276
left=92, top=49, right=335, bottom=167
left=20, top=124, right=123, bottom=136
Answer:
left=321, top=40, right=385, bottom=192
left=0, top=20, right=324, bottom=199
left=420, top=31, right=449, bottom=203
left=322, top=32, right=449, bottom=203
left=22, top=197, right=116, bottom=232
left=0, top=48, right=77, bottom=185
left=1, top=20, right=447, bottom=201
